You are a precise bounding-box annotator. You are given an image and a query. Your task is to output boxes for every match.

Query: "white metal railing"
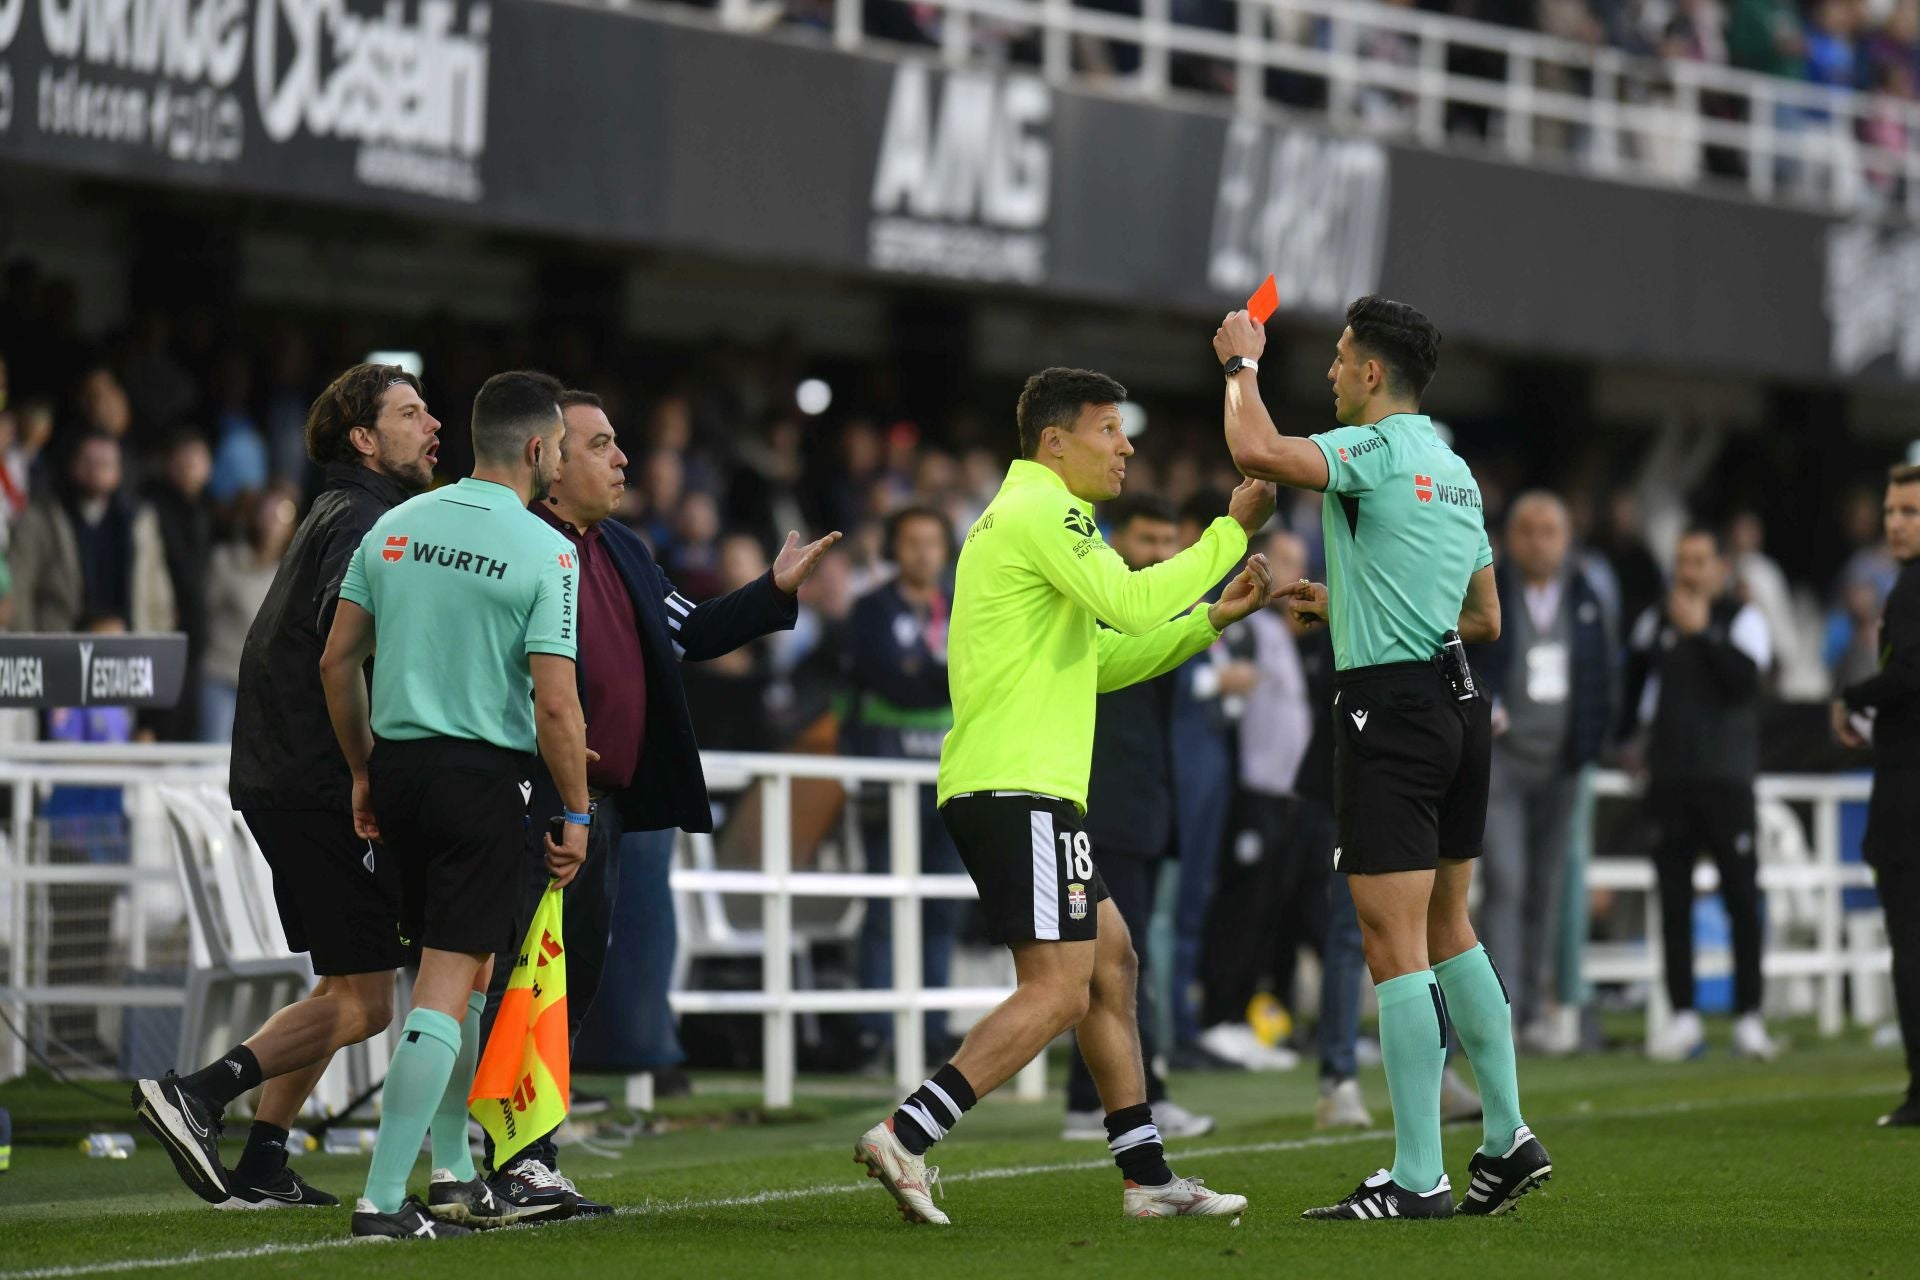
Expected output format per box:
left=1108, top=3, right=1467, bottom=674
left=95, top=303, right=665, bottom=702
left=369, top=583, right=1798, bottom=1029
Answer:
left=672, top=0, right=1920, bottom=217
left=0, top=743, right=1896, bottom=1106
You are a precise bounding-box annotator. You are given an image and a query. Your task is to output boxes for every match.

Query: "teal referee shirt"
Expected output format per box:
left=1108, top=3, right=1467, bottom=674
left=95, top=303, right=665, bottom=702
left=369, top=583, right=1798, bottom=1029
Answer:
left=1310, top=414, right=1492, bottom=671
left=339, top=477, right=577, bottom=754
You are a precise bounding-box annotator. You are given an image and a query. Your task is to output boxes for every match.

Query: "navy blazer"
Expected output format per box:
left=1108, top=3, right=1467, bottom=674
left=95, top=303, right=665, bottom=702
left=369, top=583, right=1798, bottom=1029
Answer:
left=1474, top=561, right=1616, bottom=770
left=570, top=517, right=798, bottom=834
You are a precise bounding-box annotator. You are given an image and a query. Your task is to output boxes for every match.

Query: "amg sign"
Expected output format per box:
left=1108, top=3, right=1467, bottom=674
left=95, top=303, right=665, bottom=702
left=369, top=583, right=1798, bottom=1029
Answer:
left=868, top=60, right=1050, bottom=285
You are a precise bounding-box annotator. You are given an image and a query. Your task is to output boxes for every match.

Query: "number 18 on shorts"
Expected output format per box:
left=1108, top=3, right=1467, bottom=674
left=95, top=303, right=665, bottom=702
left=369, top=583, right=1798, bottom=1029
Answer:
left=940, top=793, right=1113, bottom=944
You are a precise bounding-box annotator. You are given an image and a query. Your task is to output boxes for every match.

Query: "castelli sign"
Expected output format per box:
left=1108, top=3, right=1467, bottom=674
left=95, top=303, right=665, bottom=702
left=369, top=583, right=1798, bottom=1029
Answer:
left=0, top=0, right=489, bottom=199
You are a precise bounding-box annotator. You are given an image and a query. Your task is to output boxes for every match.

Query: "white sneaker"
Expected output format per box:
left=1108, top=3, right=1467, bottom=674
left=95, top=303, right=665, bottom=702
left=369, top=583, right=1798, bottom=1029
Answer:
left=1197, top=1022, right=1300, bottom=1072
left=1314, top=1078, right=1373, bottom=1130
left=854, top=1120, right=949, bottom=1226
left=1732, top=1013, right=1782, bottom=1061
left=1123, top=1175, right=1248, bottom=1219
left=1153, top=1099, right=1216, bottom=1140
left=1062, top=1110, right=1106, bottom=1141
left=1648, top=1010, right=1705, bottom=1062
left=1441, top=1067, right=1482, bottom=1123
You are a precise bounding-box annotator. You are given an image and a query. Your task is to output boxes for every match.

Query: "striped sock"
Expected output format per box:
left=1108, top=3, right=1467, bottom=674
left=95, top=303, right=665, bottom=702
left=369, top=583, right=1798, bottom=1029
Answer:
left=890, top=1063, right=976, bottom=1156
left=1105, top=1103, right=1172, bottom=1186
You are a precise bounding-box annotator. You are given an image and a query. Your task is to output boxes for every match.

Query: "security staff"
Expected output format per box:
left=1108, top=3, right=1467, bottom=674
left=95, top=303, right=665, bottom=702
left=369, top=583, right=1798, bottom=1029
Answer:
left=1215, top=297, right=1548, bottom=1222
left=133, top=364, right=437, bottom=1211
left=321, top=370, right=590, bottom=1241
left=1834, top=464, right=1920, bottom=1129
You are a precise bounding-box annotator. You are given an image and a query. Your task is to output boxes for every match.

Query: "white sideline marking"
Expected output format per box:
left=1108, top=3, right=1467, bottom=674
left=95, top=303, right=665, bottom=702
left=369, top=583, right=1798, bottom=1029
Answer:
left=0, top=1084, right=1891, bottom=1279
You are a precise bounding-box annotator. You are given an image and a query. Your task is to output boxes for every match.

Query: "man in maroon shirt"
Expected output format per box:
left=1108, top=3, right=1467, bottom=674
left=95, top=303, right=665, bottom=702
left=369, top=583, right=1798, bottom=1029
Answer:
left=483, top=390, right=840, bottom=1217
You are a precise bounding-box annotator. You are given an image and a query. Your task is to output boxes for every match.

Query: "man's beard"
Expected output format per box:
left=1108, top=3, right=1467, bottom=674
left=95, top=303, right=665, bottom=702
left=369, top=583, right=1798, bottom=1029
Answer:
left=377, top=440, right=433, bottom=493
left=529, top=461, right=556, bottom=505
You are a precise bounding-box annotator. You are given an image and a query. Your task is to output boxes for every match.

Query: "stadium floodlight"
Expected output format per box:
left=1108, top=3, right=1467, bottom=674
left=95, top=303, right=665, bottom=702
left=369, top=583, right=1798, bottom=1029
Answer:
left=796, top=378, right=833, bottom=416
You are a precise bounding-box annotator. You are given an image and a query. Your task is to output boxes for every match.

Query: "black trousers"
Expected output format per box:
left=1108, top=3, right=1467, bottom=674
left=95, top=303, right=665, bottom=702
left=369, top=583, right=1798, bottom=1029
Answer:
left=1878, top=858, right=1920, bottom=1101
left=1200, top=792, right=1333, bottom=1027
left=1063, top=851, right=1167, bottom=1114
left=1647, top=781, right=1763, bottom=1015
left=479, top=787, right=624, bottom=1173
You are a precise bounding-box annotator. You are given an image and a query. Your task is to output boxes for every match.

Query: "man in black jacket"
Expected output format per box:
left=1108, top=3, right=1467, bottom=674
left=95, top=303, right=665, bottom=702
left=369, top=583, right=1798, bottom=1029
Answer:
left=134, top=364, right=439, bottom=1210
left=480, top=390, right=837, bottom=1216
left=1060, top=495, right=1214, bottom=1142
left=1622, top=527, right=1778, bottom=1063
left=1475, top=493, right=1615, bottom=1052
left=1833, top=463, right=1920, bottom=1127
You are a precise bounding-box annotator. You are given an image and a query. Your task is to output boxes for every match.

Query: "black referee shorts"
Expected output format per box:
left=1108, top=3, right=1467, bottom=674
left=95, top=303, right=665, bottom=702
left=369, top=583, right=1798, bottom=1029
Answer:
left=368, top=736, right=533, bottom=957
left=242, top=808, right=410, bottom=976
left=1331, top=661, right=1490, bottom=876
left=941, top=792, right=1110, bottom=944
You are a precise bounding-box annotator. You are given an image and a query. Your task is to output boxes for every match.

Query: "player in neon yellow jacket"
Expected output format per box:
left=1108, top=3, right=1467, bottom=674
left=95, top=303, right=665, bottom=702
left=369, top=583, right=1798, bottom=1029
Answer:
left=855, top=367, right=1276, bottom=1225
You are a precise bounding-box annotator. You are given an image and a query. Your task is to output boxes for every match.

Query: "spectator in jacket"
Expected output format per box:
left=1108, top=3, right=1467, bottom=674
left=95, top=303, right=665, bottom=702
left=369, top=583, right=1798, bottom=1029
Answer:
left=1062, top=494, right=1215, bottom=1140
left=482, top=389, right=836, bottom=1215
left=1622, top=528, right=1780, bottom=1063
left=1476, top=493, right=1616, bottom=1053
left=139, top=431, right=215, bottom=741
left=8, top=433, right=173, bottom=634
left=842, top=506, right=964, bottom=1060
left=201, top=483, right=299, bottom=742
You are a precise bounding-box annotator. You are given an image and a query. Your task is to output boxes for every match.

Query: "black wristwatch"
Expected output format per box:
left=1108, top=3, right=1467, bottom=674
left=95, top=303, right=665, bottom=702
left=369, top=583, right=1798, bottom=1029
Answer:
left=1223, top=355, right=1259, bottom=379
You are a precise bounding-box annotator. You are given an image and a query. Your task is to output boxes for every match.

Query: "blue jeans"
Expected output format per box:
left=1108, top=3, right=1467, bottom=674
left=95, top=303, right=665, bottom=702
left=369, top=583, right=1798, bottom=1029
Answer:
left=574, top=826, right=685, bottom=1073
left=1318, top=870, right=1367, bottom=1081
left=199, top=678, right=238, bottom=745
left=857, top=787, right=962, bottom=1043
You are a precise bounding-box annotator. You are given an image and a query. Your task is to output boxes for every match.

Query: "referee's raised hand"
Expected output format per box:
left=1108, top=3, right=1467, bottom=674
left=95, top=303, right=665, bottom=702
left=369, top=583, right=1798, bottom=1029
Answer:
left=1228, top=475, right=1277, bottom=534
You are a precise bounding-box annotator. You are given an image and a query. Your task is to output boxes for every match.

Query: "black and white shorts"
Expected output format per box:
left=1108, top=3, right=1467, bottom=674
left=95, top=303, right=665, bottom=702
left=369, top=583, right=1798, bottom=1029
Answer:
left=367, top=736, right=534, bottom=957
left=940, top=792, right=1111, bottom=944
left=1331, top=661, right=1491, bottom=876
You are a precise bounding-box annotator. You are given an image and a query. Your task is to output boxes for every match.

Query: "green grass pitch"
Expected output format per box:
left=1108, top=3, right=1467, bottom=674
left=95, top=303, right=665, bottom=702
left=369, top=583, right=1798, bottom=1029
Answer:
left=0, top=1027, right=1912, bottom=1279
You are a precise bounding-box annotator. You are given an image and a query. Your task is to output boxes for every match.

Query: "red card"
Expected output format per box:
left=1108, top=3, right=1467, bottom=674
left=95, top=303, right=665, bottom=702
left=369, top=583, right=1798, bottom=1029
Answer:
left=1246, top=274, right=1279, bottom=324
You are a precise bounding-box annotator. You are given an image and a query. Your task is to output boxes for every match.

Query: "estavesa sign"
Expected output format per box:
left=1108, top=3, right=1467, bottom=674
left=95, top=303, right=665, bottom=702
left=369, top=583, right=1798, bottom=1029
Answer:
left=1208, top=119, right=1389, bottom=318
left=0, top=0, right=488, bottom=202
left=0, top=634, right=186, bottom=708
left=868, top=59, right=1050, bottom=285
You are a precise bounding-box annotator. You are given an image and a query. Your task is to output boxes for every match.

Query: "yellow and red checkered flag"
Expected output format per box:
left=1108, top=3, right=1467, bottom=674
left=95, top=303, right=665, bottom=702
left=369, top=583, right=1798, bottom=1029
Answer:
left=469, top=884, right=569, bottom=1167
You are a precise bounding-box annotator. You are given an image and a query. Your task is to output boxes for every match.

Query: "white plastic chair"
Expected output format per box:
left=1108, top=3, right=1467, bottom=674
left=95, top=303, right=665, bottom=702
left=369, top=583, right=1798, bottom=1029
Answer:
left=158, top=786, right=313, bottom=1075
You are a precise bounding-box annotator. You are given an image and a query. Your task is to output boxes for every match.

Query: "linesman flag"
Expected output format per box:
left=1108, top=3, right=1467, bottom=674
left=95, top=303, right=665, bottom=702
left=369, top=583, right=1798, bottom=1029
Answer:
left=470, top=884, right=569, bottom=1167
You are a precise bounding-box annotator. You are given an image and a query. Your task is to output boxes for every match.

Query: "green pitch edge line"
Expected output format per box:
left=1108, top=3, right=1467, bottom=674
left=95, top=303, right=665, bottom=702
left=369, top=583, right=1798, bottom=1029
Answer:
left=0, top=1083, right=1894, bottom=1280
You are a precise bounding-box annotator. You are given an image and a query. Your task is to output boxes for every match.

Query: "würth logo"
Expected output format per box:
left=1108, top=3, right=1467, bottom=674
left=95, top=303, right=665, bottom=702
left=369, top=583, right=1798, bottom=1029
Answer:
left=1338, top=447, right=1349, bottom=461
left=382, top=535, right=409, bottom=562
left=1063, top=509, right=1096, bottom=538
left=557, top=553, right=574, bottom=570
left=1414, top=475, right=1434, bottom=504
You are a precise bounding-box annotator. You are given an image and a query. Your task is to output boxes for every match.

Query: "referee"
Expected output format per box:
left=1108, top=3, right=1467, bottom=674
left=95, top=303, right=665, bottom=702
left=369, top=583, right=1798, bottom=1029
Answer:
left=1213, top=298, right=1550, bottom=1221
left=321, top=371, right=590, bottom=1240
left=1833, top=464, right=1920, bottom=1129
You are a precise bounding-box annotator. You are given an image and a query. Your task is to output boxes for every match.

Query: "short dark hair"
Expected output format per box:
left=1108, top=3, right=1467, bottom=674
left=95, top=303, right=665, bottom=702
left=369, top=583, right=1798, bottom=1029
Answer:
left=558, top=389, right=604, bottom=412
left=1345, top=295, right=1441, bottom=401
left=1890, top=463, right=1920, bottom=487
left=1679, top=525, right=1723, bottom=556
left=471, top=370, right=564, bottom=466
left=305, top=364, right=422, bottom=466
left=1015, top=367, right=1127, bottom=458
left=1105, top=493, right=1177, bottom=534
left=885, top=505, right=954, bottom=561
left=1177, top=489, right=1230, bottom=528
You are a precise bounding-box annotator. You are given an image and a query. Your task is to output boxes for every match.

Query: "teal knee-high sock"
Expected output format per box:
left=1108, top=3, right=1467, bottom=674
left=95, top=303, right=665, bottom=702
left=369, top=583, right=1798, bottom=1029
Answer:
left=363, top=1008, right=462, bottom=1213
left=429, top=991, right=486, bottom=1182
left=1376, top=970, right=1449, bottom=1195
left=1435, top=944, right=1526, bottom=1155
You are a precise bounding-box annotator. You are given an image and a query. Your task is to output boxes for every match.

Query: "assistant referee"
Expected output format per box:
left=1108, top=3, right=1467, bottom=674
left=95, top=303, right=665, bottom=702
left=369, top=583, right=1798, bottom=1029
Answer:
left=1213, top=297, right=1549, bottom=1222
left=321, top=370, right=591, bottom=1240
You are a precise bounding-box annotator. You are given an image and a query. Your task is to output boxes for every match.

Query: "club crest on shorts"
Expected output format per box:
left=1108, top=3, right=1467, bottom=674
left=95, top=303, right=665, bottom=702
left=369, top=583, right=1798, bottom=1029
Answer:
left=1067, top=882, right=1088, bottom=921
